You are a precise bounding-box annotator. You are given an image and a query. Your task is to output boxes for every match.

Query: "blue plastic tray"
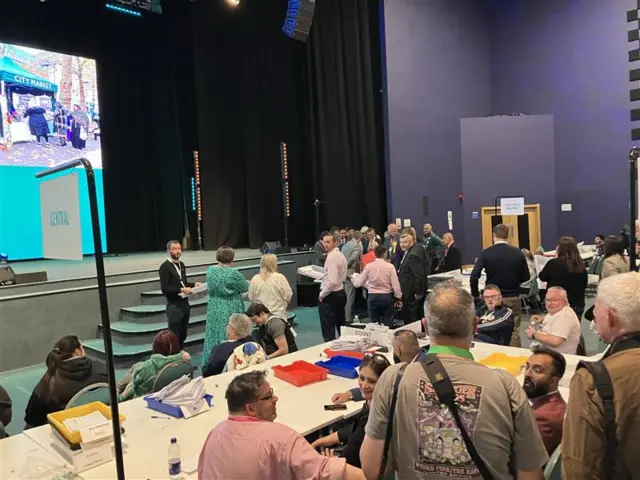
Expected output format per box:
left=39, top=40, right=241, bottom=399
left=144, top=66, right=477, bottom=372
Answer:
left=144, top=393, right=214, bottom=418
left=315, top=356, right=361, bottom=379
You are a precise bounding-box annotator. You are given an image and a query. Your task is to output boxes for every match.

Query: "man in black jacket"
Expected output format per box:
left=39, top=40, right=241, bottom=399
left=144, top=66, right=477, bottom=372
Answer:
left=438, top=232, right=462, bottom=272
left=470, top=224, right=529, bottom=347
left=397, top=233, right=427, bottom=323
left=159, top=240, right=197, bottom=349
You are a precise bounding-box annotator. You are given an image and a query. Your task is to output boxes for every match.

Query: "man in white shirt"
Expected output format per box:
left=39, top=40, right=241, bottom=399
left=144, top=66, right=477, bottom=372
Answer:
left=526, top=286, right=581, bottom=354
left=318, top=233, right=348, bottom=341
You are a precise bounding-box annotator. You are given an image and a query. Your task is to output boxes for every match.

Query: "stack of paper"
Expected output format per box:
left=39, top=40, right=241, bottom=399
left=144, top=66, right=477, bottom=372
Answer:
left=330, top=336, right=378, bottom=352
left=63, top=411, right=108, bottom=432
left=148, top=376, right=206, bottom=408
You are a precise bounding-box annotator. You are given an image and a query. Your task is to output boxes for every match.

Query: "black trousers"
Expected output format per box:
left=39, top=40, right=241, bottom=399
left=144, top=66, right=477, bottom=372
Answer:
left=167, top=300, right=190, bottom=349
left=401, top=294, right=418, bottom=324
left=318, top=290, right=347, bottom=341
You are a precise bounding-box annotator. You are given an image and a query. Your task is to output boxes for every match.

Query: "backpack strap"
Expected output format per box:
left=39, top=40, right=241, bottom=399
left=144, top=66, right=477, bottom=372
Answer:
left=378, top=366, right=406, bottom=480
left=421, top=355, right=495, bottom=480
left=577, top=360, right=619, bottom=480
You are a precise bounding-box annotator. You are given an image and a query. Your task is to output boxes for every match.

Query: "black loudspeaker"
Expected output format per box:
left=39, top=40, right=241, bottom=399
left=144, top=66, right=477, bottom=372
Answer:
left=282, top=0, right=316, bottom=42
left=276, top=246, right=292, bottom=254
left=261, top=241, right=282, bottom=254
left=0, top=266, right=16, bottom=286
left=422, top=196, right=430, bottom=216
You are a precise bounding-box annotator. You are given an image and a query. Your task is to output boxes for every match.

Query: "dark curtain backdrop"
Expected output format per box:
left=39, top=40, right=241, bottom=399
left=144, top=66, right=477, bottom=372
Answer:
left=192, top=0, right=386, bottom=249
left=0, top=0, right=195, bottom=255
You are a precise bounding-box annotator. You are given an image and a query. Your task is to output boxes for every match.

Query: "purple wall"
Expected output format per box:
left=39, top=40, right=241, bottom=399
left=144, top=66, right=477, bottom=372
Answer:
left=461, top=115, right=557, bottom=260
left=489, top=0, right=634, bottom=242
left=382, top=0, right=491, bottom=252
left=384, top=0, right=634, bottom=259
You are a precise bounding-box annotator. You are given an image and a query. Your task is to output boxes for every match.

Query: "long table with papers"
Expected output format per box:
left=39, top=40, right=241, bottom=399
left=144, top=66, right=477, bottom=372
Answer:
left=1, top=330, right=590, bottom=479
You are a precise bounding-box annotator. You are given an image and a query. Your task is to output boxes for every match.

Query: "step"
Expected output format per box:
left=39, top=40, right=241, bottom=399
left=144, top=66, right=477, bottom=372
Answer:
left=120, top=298, right=208, bottom=323
left=99, top=315, right=207, bottom=345
left=83, top=333, right=205, bottom=369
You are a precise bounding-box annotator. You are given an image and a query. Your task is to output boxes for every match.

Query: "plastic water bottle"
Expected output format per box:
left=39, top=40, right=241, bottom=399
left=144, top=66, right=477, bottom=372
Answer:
left=168, top=437, right=181, bottom=479
left=354, top=315, right=360, bottom=324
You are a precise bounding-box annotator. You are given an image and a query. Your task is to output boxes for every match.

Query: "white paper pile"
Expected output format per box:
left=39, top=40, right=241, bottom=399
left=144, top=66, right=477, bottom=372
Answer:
left=330, top=336, right=378, bottom=352
left=63, top=411, right=108, bottom=431
left=148, top=376, right=206, bottom=408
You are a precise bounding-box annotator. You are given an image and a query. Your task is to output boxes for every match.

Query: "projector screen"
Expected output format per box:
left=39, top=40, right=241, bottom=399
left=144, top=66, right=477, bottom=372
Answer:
left=0, top=42, right=106, bottom=261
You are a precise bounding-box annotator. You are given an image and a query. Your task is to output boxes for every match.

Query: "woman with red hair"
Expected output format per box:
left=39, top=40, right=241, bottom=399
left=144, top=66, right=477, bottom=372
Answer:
left=118, top=330, right=191, bottom=401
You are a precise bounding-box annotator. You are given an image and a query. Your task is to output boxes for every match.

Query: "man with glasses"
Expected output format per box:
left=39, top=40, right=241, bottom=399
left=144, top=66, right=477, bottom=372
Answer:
left=474, top=284, right=514, bottom=346
left=525, top=287, right=581, bottom=354
left=521, top=346, right=567, bottom=455
left=198, top=371, right=365, bottom=479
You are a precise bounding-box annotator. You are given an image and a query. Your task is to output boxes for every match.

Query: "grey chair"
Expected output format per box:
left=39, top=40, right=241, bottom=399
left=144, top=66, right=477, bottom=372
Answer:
left=66, top=382, right=111, bottom=409
left=152, top=361, right=194, bottom=392
left=544, top=445, right=562, bottom=479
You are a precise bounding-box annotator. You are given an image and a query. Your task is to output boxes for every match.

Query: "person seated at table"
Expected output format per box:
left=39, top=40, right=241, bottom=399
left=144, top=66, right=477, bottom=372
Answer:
left=24, top=335, right=108, bottom=428
left=0, top=385, right=12, bottom=439
left=248, top=253, right=293, bottom=318
left=118, top=330, right=191, bottom=401
left=600, top=235, right=630, bottom=279
left=202, top=314, right=257, bottom=377
left=594, top=234, right=605, bottom=257
left=332, top=330, right=425, bottom=404
left=198, top=371, right=365, bottom=480
left=311, top=353, right=391, bottom=468
left=246, top=303, right=298, bottom=359
left=525, top=287, right=581, bottom=354
left=521, top=346, right=567, bottom=455
left=474, top=285, right=514, bottom=346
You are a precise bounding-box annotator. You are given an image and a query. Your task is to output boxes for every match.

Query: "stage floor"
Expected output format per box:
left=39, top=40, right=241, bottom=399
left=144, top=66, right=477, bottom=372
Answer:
left=8, top=248, right=263, bottom=281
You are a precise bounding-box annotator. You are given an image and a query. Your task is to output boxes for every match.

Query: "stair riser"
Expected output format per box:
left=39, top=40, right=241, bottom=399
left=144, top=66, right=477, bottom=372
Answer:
left=140, top=294, right=167, bottom=305
left=100, top=323, right=207, bottom=346
left=119, top=303, right=208, bottom=323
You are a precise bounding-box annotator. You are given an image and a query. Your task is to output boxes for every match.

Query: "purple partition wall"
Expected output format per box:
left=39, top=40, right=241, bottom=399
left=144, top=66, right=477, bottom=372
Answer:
left=460, top=115, right=557, bottom=261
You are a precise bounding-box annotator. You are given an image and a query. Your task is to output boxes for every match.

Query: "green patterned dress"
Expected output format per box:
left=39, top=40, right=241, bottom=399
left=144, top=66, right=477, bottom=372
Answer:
left=203, top=266, right=249, bottom=365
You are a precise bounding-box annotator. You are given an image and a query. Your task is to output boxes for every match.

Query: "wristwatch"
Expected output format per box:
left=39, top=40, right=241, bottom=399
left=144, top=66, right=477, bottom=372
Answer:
left=531, top=332, right=536, bottom=340
left=348, top=390, right=354, bottom=401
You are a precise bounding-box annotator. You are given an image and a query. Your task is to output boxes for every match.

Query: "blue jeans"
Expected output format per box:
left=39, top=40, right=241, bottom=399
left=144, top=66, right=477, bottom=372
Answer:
left=367, top=293, right=394, bottom=326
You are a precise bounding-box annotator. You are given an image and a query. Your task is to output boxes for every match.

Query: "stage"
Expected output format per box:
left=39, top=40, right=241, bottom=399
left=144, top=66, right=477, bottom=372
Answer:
left=0, top=248, right=315, bottom=372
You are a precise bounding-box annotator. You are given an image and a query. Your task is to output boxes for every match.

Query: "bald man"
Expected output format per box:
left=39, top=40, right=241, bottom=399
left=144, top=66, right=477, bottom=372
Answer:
left=438, top=232, right=462, bottom=272
left=422, top=223, right=444, bottom=272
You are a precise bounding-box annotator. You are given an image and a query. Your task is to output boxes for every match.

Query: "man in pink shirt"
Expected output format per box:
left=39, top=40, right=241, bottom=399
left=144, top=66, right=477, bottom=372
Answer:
left=352, top=244, right=402, bottom=326
left=318, top=233, right=348, bottom=341
left=198, top=371, right=364, bottom=480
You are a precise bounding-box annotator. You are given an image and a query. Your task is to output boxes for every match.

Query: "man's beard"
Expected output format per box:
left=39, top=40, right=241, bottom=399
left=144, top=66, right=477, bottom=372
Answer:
left=170, top=252, right=180, bottom=260
left=523, top=377, right=549, bottom=399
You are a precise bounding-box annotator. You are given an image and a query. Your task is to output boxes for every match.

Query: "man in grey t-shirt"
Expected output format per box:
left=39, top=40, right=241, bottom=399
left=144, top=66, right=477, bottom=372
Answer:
left=361, top=284, right=548, bottom=480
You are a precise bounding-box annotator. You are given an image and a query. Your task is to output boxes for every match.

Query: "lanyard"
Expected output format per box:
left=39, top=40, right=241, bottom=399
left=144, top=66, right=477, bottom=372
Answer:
left=169, top=259, right=185, bottom=288
left=427, top=345, right=474, bottom=360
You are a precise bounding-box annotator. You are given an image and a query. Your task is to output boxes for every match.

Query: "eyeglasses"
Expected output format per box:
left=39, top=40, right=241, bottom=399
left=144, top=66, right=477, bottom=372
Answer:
left=520, top=364, right=546, bottom=375
left=483, top=294, right=501, bottom=301
left=363, top=353, right=391, bottom=367
left=252, top=388, right=275, bottom=403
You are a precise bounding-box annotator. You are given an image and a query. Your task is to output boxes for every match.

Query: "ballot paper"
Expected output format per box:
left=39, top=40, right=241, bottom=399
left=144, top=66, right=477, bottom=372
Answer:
left=63, top=411, right=108, bottom=432
left=179, top=283, right=208, bottom=298
left=149, top=376, right=207, bottom=409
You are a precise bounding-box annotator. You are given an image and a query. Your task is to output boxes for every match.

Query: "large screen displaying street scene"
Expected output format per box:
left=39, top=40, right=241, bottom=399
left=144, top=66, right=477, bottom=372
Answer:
left=0, top=42, right=106, bottom=260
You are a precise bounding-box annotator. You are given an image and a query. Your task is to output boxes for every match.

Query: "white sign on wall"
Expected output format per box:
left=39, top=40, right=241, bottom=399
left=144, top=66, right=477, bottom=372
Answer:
left=403, top=218, right=411, bottom=227
left=500, top=197, right=525, bottom=216
left=40, top=174, right=82, bottom=261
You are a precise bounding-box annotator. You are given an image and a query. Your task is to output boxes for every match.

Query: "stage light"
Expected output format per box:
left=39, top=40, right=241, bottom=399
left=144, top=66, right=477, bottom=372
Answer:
left=105, top=3, right=142, bottom=16
left=224, top=0, right=240, bottom=7
left=280, top=142, right=291, bottom=219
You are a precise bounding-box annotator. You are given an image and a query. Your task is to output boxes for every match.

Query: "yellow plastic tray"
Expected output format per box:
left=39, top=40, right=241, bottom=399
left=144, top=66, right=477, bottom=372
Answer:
left=48, top=401, right=126, bottom=446
left=478, top=353, right=528, bottom=376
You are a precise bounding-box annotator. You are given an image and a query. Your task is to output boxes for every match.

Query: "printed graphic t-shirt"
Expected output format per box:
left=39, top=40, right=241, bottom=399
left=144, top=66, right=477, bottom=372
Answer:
left=365, top=356, right=548, bottom=480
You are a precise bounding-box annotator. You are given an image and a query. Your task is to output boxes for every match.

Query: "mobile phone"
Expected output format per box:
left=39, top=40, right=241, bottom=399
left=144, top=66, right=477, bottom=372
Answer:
left=324, top=404, right=347, bottom=411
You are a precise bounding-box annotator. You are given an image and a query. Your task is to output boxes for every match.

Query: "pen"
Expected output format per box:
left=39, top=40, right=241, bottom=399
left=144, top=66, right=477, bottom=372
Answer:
left=151, top=415, right=172, bottom=419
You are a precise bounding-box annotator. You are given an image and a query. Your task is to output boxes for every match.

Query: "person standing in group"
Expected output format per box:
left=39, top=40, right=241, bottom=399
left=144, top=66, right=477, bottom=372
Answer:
left=159, top=240, right=197, bottom=349
left=397, top=233, right=427, bottom=323
left=313, top=230, right=328, bottom=267
left=538, top=236, right=587, bottom=319
left=352, top=244, right=402, bottom=326
left=248, top=253, right=293, bottom=318
left=470, top=224, right=530, bottom=347
left=438, top=232, right=462, bottom=272
left=318, top=232, right=347, bottom=341
left=203, top=247, right=249, bottom=365
left=422, top=223, right=444, bottom=272
left=342, top=230, right=363, bottom=323
left=384, top=223, right=400, bottom=264
left=24, top=105, right=50, bottom=148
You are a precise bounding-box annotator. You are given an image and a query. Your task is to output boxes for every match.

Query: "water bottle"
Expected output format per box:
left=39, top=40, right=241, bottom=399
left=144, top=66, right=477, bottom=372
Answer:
left=354, top=315, right=360, bottom=324
left=168, top=437, right=181, bottom=479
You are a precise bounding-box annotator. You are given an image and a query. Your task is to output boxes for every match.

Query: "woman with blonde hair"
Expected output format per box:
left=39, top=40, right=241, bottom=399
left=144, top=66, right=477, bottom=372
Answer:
left=248, top=253, right=293, bottom=318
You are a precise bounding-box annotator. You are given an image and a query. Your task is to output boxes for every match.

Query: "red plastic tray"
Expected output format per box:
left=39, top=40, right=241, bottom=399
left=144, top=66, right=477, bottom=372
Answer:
left=272, top=360, right=328, bottom=387
left=323, top=348, right=365, bottom=360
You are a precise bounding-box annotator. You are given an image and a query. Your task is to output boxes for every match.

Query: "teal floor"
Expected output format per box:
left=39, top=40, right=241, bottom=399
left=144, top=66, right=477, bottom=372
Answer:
left=0, top=302, right=602, bottom=437
left=0, top=306, right=326, bottom=436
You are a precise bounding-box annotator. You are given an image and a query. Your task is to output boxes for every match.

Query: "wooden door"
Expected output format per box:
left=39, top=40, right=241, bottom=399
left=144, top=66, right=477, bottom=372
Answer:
left=480, top=204, right=541, bottom=251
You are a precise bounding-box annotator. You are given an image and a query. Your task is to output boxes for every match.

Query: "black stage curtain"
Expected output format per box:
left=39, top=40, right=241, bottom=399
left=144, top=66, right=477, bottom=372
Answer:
left=192, top=0, right=386, bottom=249
left=306, top=0, right=387, bottom=233
left=0, top=0, right=195, bottom=255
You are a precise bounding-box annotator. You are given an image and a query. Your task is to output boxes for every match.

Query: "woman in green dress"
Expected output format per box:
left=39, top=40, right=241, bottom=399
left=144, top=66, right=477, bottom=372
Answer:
left=203, top=247, right=249, bottom=365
